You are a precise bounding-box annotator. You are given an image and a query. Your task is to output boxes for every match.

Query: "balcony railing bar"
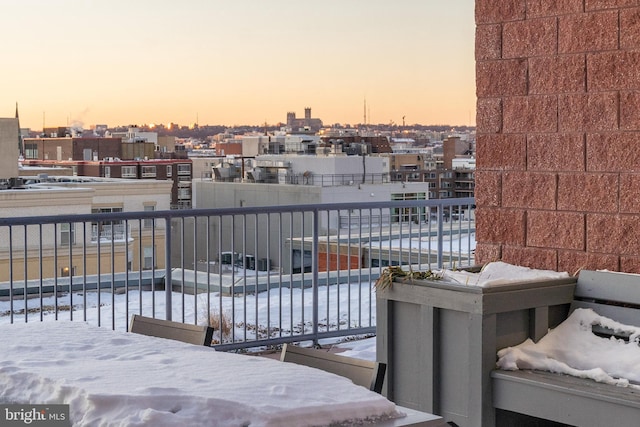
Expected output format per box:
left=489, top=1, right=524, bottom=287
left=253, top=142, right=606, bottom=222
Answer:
left=0, top=198, right=474, bottom=351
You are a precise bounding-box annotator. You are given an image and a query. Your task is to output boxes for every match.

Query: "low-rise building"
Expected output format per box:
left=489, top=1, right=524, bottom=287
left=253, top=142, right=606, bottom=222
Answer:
left=0, top=176, right=172, bottom=282
left=21, top=159, right=193, bottom=209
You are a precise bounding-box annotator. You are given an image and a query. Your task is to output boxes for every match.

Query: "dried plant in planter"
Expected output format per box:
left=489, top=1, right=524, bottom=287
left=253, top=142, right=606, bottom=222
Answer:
left=374, top=266, right=443, bottom=292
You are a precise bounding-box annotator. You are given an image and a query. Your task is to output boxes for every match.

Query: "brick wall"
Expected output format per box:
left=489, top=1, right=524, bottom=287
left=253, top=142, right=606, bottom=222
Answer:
left=475, top=0, right=640, bottom=273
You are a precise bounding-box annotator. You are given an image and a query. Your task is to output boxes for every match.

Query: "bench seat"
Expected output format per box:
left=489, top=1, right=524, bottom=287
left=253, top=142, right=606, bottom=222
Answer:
left=492, top=269, right=640, bottom=426
left=493, top=370, right=640, bottom=426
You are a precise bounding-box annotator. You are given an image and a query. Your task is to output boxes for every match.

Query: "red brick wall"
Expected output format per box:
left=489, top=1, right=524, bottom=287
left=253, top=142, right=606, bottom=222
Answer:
left=317, top=252, right=360, bottom=272
left=475, top=0, right=640, bottom=273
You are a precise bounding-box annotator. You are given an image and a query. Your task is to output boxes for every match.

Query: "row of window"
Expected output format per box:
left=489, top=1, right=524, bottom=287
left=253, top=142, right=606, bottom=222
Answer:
left=60, top=245, right=156, bottom=276
left=60, top=206, right=156, bottom=246
left=104, top=164, right=191, bottom=179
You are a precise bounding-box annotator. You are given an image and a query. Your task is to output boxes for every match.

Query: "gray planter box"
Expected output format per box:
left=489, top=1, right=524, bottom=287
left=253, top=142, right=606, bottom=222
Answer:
left=376, top=273, right=577, bottom=427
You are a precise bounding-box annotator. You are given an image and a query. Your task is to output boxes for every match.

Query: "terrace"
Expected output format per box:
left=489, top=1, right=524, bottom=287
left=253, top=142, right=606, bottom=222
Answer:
left=0, top=199, right=473, bottom=426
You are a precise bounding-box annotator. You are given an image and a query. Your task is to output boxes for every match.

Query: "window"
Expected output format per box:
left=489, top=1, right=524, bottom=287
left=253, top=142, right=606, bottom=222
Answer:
left=60, top=266, right=76, bottom=277
left=91, top=207, right=124, bottom=241
left=142, top=166, right=156, bottom=177
left=122, top=166, right=137, bottom=178
left=177, top=187, right=191, bottom=200
left=104, top=166, right=111, bottom=178
left=143, top=246, right=156, bottom=270
left=25, top=143, right=38, bottom=159
left=166, top=165, right=173, bottom=177
left=177, top=164, right=191, bottom=175
left=60, top=223, right=75, bottom=246
left=143, top=205, right=155, bottom=229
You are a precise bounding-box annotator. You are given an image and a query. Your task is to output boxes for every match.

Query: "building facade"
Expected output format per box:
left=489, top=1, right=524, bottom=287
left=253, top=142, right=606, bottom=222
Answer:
left=0, top=118, right=20, bottom=180
left=475, top=1, right=640, bottom=273
left=0, top=177, right=172, bottom=282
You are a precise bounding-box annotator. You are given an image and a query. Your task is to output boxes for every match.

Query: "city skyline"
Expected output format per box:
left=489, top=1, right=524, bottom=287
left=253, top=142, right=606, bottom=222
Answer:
left=2, top=1, right=475, bottom=130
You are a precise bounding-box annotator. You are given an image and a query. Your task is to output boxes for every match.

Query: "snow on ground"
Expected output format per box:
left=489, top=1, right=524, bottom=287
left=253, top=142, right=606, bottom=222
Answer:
left=3, top=261, right=640, bottom=425
left=0, top=281, right=376, bottom=347
left=0, top=321, right=400, bottom=427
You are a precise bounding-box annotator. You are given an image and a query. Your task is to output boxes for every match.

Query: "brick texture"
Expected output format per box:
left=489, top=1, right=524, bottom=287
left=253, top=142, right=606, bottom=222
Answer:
left=476, top=59, right=528, bottom=97
left=476, top=2, right=640, bottom=273
left=620, top=174, right=640, bottom=213
left=621, top=7, right=640, bottom=49
left=527, top=133, right=585, bottom=172
left=559, top=11, right=619, bottom=53
left=503, top=17, right=557, bottom=58
left=527, top=0, right=585, bottom=17
left=557, top=173, right=618, bottom=212
left=586, top=132, right=640, bottom=172
left=474, top=243, right=502, bottom=265
left=588, top=51, right=640, bottom=91
left=527, top=211, right=585, bottom=250
left=476, top=0, right=526, bottom=24
left=558, top=251, right=619, bottom=274
left=620, top=91, right=640, bottom=130
left=503, top=95, right=558, bottom=133
left=587, top=214, right=640, bottom=254
left=529, top=55, right=586, bottom=94
left=620, top=256, right=640, bottom=274
left=586, top=0, right=640, bottom=11
left=476, top=24, right=502, bottom=60
left=476, top=98, right=502, bottom=133
left=474, top=171, right=502, bottom=207
left=476, top=208, right=526, bottom=246
left=501, top=246, right=558, bottom=270
left=476, top=134, right=526, bottom=170
left=558, top=92, right=618, bottom=132
left=502, top=172, right=556, bottom=209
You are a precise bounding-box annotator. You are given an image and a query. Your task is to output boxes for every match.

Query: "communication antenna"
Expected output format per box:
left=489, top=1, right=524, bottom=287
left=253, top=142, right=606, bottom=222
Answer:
left=364, top=98, right=367, bottom=125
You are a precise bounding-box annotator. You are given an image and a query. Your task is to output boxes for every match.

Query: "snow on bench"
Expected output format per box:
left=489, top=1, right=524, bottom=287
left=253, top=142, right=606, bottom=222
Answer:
left=492, top=270, right=640, bottom=426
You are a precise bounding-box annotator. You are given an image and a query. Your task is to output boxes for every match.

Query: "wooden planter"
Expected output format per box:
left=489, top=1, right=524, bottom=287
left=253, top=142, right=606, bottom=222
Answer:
left=376, top=274, right=577, bottom=427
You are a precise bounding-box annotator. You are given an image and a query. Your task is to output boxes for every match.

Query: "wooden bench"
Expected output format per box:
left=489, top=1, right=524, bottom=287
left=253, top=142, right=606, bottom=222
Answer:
left=129, top=314, right=214, bottom=346
left=280, top=343, right=449, bottom=426
left=491, top=270, right=640, bottom=426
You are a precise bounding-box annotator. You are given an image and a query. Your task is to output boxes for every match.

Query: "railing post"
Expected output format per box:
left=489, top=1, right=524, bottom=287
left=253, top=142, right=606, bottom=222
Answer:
left=165, top=217, right=172, bottom=321
left=312, top=208, right=319, bottom=345
left=437, top=202, right=444, bottom=269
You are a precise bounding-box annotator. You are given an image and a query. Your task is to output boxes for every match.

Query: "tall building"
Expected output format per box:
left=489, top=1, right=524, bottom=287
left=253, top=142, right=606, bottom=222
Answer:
left=0, top=117, right=20, bottom=179
left=285, top=108, right=323, bottom=132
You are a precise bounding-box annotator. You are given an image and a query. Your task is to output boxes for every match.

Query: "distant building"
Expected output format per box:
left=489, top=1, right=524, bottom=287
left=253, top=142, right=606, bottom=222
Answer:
left=388, top=136, right=475, bottom=199
left=0, top=176, right=172, bottom=282
left=22, top=130, right=191, bottom=208
left=192, top=149, right=429, bottom=273
left=286, top=108, right=323, bottom=133
left=0, top=118, right=19, bottom=180
left=23, top=137, right=125, bottom=162
left=22, top=158, right=193, bottom=209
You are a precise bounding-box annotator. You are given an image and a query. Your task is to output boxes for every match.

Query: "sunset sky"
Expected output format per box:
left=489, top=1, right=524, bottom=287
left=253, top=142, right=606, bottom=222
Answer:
left=1, top=0, right=475, bottom=130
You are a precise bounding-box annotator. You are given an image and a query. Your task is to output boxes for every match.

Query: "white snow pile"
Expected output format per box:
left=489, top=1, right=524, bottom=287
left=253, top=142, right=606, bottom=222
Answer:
left=441, top=261, right=570, bottom=287
left=497, top=308, right=640, bottom=387
left=0, top=321, right=402, bottom=427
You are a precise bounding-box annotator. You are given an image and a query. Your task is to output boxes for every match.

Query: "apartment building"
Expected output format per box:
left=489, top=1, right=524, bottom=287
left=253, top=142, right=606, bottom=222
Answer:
left=21, top=133, right=193, bottom=209
left=0, top=176, right=172, bottom=282
left=389, top=136, right=475, bottom=199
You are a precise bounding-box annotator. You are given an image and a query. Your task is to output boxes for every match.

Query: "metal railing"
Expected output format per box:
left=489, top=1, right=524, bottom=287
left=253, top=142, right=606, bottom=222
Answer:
left=0, top=198, right=475, bottom=351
